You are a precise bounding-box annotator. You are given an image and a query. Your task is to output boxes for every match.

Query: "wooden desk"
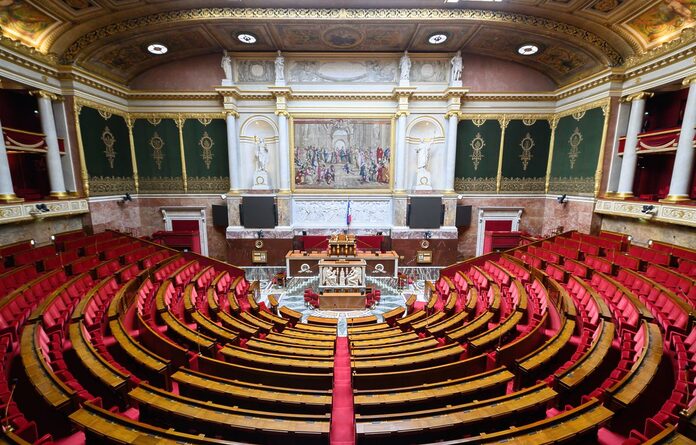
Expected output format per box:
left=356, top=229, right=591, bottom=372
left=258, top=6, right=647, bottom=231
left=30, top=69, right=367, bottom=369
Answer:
left=320, top=291, right=364, bottom=310
left=286, top=250, right=399, bottom=278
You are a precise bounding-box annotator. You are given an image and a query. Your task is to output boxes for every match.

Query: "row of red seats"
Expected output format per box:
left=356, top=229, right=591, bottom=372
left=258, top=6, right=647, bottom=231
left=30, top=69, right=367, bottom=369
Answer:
left=61, top=231, right=114, bottom=253
left=0, top=264, right=38, bottom=295
left=628, top=244, right=671, bottom=267
left=498, top=256, right=531, bottom=283
left=41, top=273, right=95, bottom=334
left=590, top=273, right=641, bottom=334
left=153, top=256, right=187, bottom=283
left=483, top=261, right=512, bottom=288
left=645, top=264, right=696, bottom=303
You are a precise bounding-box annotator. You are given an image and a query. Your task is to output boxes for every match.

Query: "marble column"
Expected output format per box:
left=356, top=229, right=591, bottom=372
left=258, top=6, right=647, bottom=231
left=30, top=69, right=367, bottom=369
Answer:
left=616, top=92, right=652, bottom=199
left=444, top=112, right=459, bottom=191
left=664, top=76, right=696, bottom=202
left=33, top=91, right=67, bottom=198
left=0, top=119, right=21, bottom=202
left=394, top=113, right=407, bottom=191
left=225, top=112, right=240, bottom=191
left=277, top=111, right=291, bottom=191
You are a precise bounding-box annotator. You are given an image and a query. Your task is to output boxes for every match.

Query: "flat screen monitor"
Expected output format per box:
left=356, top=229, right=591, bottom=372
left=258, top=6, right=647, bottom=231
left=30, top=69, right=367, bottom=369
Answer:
left=408, top=197, right=443, bottom=229
left=241, top=196, right=277, bottom=229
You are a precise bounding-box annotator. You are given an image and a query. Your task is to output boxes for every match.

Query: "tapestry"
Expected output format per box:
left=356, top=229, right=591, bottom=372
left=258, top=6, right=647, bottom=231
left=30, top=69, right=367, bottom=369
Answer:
left=293, top=118, right=392, bottom=190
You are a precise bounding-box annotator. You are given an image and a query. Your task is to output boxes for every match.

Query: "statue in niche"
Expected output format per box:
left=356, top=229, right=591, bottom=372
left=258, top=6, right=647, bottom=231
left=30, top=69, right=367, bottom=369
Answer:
left=399, top=50, right=411, bottom=86
left=415, top=137, right=433, bottom=171
left=254, top=137, right=269, bottom=172
left=275, top=50, right=285, bottom=86
left=346, top=267, right=362, bottom=287
left=221, top=50, right=233, bottom=85
left=450, top=50, right=463, bottom=86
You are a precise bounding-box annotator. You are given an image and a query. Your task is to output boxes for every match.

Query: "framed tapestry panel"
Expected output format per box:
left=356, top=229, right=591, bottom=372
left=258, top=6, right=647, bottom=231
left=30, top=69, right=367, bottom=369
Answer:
left=292, top=117, right=393, bottom=191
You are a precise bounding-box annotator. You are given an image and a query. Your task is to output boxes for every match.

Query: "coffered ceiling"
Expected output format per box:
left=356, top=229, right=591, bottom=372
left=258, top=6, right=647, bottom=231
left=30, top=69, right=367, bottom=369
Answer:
left=0, top=0, right=694, bottom=87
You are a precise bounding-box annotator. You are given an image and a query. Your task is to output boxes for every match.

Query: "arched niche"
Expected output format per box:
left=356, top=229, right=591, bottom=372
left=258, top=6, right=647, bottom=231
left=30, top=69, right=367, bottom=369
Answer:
left=239, top=116, right=279, bottom=189
left=405, top=116, right=446, bottom=190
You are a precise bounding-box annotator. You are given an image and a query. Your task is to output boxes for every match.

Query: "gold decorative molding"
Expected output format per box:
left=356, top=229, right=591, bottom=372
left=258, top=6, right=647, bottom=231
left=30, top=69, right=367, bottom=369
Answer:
left=624, top=91, right=654, bottom=102
left=89, top=176, right=134, bottom=195
left=176, top=116, right=188, bottom=193
left=126, top=116, right=139, bottom=193
left=454, top=177, right=497, bottom=193
left=548, top=176, right=594, bottom=195
left=500, top=177, right=545, bottom=193
left=29, top=90, right=59, bottom=101
left=0, top=199, right=89, bottom=225
left=683, top=75, right=696, bottom=86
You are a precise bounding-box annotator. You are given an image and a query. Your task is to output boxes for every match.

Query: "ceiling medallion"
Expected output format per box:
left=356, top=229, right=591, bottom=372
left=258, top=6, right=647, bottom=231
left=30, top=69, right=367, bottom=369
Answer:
left=517, top=44, right=539, bottom=56
left=147, top=43, right=168, bottom=55
left=568, top=127, right=583, bottom=169
left=149, top=132, right=165, bottom=170
left=519, top=132, right=535, bottom=171
left=101, top=126, right=116, bottom=169
left=321, top=26, right=365, bottom=49
left=198, top=131, right=214, bottom=170
left=428, top=34, right=448, bottom=45
left=237, top=33, right=257, bottom=44
left=470, top=132, right=486, bottom=171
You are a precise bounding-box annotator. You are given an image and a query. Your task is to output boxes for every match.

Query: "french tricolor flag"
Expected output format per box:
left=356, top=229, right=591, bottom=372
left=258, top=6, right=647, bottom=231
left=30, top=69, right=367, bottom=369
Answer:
left=346, top=201, right=352, bottom=226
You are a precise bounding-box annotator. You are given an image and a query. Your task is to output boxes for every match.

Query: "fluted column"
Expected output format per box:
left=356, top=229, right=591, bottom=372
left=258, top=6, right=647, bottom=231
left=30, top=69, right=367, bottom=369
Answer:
left=616, top=91, right=652, bottom=198
left=276, top=111, right=291, bottom=191
left=0, top=119, right=21, bottom=202
left=32, top=90, right=67, bottom=198
left=394, top=112, right=408, bottom=191
left=663, top=76, right=696, bottom=202
left=225, top=111, right=240, bottom=191
left=444, top=112, right=459, bottom=191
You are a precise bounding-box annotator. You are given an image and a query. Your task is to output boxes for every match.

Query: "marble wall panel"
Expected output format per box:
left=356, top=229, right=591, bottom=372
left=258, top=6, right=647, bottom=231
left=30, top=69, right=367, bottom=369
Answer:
left=0, top=216, right=83, bottom=246
left=600, top=216, right=696, bottom=249
left=227, top=238, right=294, bottom=266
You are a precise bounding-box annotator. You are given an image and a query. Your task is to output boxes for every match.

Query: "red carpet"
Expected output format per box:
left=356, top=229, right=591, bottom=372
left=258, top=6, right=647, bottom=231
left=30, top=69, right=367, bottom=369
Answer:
left=330, top=337, right=355, bottom=445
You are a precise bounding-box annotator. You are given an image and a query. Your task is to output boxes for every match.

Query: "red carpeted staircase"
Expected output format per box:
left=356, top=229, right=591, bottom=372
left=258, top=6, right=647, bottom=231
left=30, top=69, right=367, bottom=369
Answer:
left=330, top=337, right=356, bottom=445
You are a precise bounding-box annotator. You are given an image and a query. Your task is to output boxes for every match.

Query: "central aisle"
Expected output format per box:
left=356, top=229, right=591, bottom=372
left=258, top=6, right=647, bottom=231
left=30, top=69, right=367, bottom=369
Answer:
left=330, top=336, right=356, bottom=445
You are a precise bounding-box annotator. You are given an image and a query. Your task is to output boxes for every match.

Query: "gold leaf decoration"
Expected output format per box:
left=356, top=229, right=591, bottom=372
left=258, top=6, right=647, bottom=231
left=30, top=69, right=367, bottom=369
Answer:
left=147, top=117, right=162, bottom=126
left=101, top=126, right=116, bottom=168
left=568, top=127, right=583, bottom=169
left=149, top=131, right=165, bottom=169
left=198, top=131, right=214, bottom=169
left=98, top=110, right=112, bottom=120
left=469, top=132, right=485, bottom=171
left=519, top=132, right=535, bottom=171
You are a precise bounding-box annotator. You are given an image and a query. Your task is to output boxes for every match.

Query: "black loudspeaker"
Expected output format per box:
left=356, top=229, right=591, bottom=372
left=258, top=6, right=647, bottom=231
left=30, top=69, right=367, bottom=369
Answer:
left=455, top=205, right=472, bottom=228
left=212, top=205, right=228, bottom=227
left=406, top=204, right=411, bottom=226
left=440, top=204, right=445, bottom=225
left=238, top=204, right=244, bottom=226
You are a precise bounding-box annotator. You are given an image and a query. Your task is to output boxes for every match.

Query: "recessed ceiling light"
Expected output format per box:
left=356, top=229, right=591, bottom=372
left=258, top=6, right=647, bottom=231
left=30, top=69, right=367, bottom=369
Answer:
left=517, top=44, right=539, bottom=56
left=428, top=34, right=448, bottom=45
left=237, top=33, right=257, bottom=44
left=147, top=43, right=168, bottom=55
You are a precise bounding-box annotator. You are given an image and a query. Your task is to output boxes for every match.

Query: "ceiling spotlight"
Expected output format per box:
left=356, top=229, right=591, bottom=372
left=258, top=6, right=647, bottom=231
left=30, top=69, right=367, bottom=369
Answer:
left=517, top=44, right=539, bottom=56
left=147, top=43, right=168, bottom=55
left=237, top=33, right=257, bottom=44
left=428, top=34, right=448, bottom=45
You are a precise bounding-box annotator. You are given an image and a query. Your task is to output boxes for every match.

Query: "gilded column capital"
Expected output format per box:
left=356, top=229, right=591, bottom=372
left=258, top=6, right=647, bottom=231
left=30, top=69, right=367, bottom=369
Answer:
left=30, top=90, right=60, bottom=101
left=225, top=110, right=240, bottom=118
left=623, top=91, right=653, bottom=103
left=275, top=110, right=290, bottom=117
left=394, top=110, right=410, bottom=118
left=683, top=74, right=696, bottom=86
left=444, top=110, right=460, bottom=120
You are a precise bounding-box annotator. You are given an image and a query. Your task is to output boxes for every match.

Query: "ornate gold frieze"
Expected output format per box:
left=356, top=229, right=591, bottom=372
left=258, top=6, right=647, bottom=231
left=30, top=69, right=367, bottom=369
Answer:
left=88, top=176, right=134, bottom=195
left=139, top=177, right=184, bottom=192
left=500, top=177, right=545, bottom=192
left=548, top=176, right=594, bottom=195
left=594, top=199, right=696, bottom=228
left=454, top=177, right=497, bottom=192
left=187, top=176, right=229, bottom=193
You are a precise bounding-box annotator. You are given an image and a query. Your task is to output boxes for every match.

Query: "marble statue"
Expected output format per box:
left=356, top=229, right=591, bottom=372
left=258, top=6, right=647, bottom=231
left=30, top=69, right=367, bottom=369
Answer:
left=255, top=137, right=269, bottom=172
left=221, top=50, right=233, bottom=85
left=399, top=50, right=411, bottom=86
left=415, top=138, right=433, bottom=170
left=275, top=50, right=285, bottom=86
left=450, top=50, right=463, bottom=86
left=346, top=267, right=362, bottom=287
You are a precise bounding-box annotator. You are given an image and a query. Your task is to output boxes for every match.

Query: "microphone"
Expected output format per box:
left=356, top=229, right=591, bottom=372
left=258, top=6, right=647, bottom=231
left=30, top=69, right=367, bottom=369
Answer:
left=3, top=378, right=19, bottom=433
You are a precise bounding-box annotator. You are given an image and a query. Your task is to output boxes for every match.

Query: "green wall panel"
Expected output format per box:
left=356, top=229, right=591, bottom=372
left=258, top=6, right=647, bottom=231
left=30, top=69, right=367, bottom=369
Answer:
left=132, top=118, right=184, bottom=193
left=549, top=106, right=606, bottom=196
left=78, top=106, right=134, bottom=196
left=454, top=119, right=501, bottom=192
left=182, top=118, right=229, bottom=193
left=500, top=119, right=551, bottom=193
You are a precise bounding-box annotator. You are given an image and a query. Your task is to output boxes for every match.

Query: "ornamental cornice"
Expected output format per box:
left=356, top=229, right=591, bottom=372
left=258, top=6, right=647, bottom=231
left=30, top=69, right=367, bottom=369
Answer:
left=556, top=72, right=624, bottom=100
left=465, top=94, right=554, bottom=102
left=555, top=98, right=611, bottom=119
left=74, top=97, right=128, bottom=117
left=60, top=8, right=623, bottom=65
left=130, top=92, right=220, bottom=101
left=624, top=42, right=696, bottom=81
